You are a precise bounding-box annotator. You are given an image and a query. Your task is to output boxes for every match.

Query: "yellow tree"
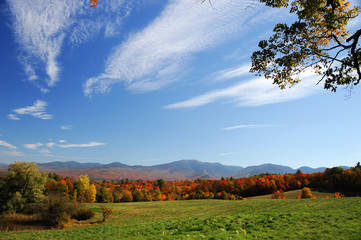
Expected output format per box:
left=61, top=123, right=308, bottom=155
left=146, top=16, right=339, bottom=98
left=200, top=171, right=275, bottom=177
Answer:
left=88, top=184, right=97, bottom=203
left=77, top=174, right=96, bottom=203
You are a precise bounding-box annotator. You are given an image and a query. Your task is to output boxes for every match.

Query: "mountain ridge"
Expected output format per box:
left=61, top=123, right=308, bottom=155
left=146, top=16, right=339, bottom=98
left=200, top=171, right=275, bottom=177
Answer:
left=0, top=160, right=350, bottom=181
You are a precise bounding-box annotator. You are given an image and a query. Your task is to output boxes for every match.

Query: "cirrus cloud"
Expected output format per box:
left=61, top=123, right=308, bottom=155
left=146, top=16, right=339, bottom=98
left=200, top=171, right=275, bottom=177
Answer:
left=83, top=0, right=279, bottom=96
left=60, top=125, right=72, bottom=130
left=8, top=100, right=52, bottom=120
left=57, top=141, right=106, bottom=148
left=164, top=68, right=323, bottom=109
left=1, top=151, right=25, bottom=157
left=6, top=0, right=134, bottom=91
left=23, top=142, right=43, bottom=150
left=0, top=140, right=18, bottom=150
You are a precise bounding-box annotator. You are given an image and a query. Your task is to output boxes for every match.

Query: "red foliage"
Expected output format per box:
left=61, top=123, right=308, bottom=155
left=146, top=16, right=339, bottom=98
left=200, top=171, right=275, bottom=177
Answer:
left=43, top=165, right=361, bottom=203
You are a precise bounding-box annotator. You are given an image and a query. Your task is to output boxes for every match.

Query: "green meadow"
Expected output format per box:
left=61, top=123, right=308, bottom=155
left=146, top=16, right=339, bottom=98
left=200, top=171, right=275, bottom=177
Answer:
left=1, top=197, right=360, bottom=240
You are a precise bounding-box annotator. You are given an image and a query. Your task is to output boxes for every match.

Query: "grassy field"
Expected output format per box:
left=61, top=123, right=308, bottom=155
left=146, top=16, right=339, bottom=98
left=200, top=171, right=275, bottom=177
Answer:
left=247, top=188, right=349, bottom=199
left=1, top=197, right=360, bottom=239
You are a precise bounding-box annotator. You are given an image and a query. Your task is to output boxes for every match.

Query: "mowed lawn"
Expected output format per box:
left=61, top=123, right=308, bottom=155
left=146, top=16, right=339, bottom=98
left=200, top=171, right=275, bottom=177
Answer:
left=1, top=198, right=360, bottom=239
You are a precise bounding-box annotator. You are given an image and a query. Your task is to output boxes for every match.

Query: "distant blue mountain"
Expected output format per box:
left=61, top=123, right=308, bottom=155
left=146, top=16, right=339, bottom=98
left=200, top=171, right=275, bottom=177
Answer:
left=297, top=166, right=327, bottom=173
left=0, top=160, right=350, bottom=180
left=0, top=163, right=8, bottom=168
left=37, top=161, right=103, bottom=170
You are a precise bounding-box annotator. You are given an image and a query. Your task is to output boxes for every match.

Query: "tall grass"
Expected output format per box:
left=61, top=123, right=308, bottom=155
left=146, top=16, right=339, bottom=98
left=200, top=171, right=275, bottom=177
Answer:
left=0, top=214, right=44, bottom=232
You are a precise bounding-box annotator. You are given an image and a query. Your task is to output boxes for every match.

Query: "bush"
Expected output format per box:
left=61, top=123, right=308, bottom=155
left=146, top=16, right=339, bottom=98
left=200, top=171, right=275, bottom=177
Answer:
left=72, top=208, right=95, bottom=221
left=271, top=190, right=284, bottom=199
left=334, top=192, right=344, bottom=198
left=100, top=206, right=113, bottom=222
left=35, top=194, right=78, bottom=227
left=301, top=187, right=315, bottom=199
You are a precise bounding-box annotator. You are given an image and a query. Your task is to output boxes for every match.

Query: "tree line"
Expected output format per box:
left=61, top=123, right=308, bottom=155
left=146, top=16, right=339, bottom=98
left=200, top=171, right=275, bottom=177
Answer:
left=1, top=161, right=360, bottom=212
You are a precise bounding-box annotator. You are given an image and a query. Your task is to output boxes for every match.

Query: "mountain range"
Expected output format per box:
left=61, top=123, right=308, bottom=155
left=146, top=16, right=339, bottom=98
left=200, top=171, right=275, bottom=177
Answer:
left=0, top=160, right=348, bottom=181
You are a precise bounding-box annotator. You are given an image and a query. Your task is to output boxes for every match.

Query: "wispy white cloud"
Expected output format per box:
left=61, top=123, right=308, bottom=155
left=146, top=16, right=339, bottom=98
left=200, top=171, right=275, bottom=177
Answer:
left=7, top=0, right=133, bottom=90
left=8, top=114, right=20, bottom=121
left=23, top=140, right=104, bottom=150
left=42, top=153, right=102, bottom=160
left=221, top=124, right=279, bottom=130
left=38, top=148, right=51, bottom=154
left=164, top=72, right=323, bottom=109
left=83, top=1, right=282, bottom=96
left=23, top=142, right=43, bottom=150
left=1, top=151, right=25, bottom=157
left=217, top=152, right=236, bottom=156
left=46, top=142, right=55, bottom=148
left=57, top=141, right=106, bottom=148
left=222, top=125, right=258, bottom=130
left=25, top=65, right=38, bottom=81
left=0, top=140, right=18, bottom=150
left=9, top=100, right=52, bottom=120
left=210, top=64, right=251, bottom=83
left=60, top=125, right=72, bottom=130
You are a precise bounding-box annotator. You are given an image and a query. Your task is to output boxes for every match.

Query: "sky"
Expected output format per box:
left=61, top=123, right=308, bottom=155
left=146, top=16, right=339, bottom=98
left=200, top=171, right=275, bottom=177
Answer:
left=1, top=0, right=361, bottom=169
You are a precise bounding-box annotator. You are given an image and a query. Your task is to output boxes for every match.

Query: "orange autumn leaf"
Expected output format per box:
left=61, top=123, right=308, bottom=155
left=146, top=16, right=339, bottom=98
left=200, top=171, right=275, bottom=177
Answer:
left=90, top=0, right=98, bottom=8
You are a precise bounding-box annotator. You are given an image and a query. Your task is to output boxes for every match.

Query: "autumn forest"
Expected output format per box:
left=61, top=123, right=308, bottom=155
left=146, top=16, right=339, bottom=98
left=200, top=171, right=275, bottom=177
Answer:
left=42, top=163, right=361, bottom=203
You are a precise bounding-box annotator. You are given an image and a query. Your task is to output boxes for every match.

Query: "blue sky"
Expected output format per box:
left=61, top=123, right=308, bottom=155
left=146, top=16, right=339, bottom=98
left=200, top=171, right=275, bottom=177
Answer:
left=1, top=0, right=361, bottom=169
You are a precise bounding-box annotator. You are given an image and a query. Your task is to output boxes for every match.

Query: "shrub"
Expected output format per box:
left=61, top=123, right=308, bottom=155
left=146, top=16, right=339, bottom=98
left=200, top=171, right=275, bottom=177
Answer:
left=35, top=194, right=78, bottom=227
left=72, top=208, right=95, bottom=221
left=271, top=190, right=284, bottom=199
left=334, top=192, right=344, bottom=198
left=100, top=206, right=113, bottom=222
left=301, top=187, right=314, bottom=199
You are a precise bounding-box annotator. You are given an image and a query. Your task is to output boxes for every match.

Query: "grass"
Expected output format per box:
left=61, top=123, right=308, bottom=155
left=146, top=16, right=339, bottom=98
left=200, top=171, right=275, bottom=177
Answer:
left=248, top=188, right=345, bottom=199
left=1, top=198, right=360, bottom=239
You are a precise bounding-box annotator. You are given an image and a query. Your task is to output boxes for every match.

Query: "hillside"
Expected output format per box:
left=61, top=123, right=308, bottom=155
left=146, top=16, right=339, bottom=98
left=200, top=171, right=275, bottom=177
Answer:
left=42, top=160, right=244, bottom=181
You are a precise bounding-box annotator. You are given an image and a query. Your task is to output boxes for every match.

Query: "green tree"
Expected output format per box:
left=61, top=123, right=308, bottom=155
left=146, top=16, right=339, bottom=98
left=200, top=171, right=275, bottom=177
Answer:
left=0, top=162, right=47, bottom=213
left=153, top=179, right=165, bottom=190
left=97, top=187, right=113, bottom=203
left=251, top=0, right=360, bottom=92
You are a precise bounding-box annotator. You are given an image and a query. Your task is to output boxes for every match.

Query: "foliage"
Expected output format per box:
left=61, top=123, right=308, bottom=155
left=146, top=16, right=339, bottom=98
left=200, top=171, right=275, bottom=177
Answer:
left=0, top=162, right=47, bottom=213
left=72, top=208, right=95, bottom=221
left=271, top=190, right=285, bottom=199
left=77, top=175, right=97, bottom=203
left=301, top=187, right=315, bottom=198
left=334, top=191, right=345, bottom=198
left=100, top=205, right=113, bottom=222
left=89, top=0, right=98, bottom=8
left=251, top=0, right=361, bottom=92
left=45, top=179, right=68, bottom=197
left=36, top=163, right=361, bottom=204
left=34, top=194, right=78, bottom=227
left=97, top=187, right=113, bottom=203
